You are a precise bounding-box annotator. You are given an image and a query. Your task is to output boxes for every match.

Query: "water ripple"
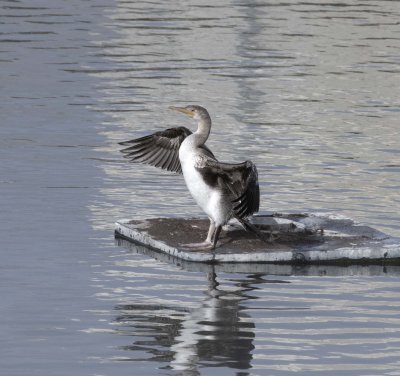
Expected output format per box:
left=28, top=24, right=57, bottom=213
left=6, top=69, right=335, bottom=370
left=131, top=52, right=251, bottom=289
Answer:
left=92, top=242, right=400, bottom=373
left=2, top=0, right=400, bottom=374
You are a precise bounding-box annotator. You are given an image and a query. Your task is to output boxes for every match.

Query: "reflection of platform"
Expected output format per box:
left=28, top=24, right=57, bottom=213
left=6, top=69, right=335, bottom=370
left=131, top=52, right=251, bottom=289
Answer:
left=114, top=213, right=400, bottom=264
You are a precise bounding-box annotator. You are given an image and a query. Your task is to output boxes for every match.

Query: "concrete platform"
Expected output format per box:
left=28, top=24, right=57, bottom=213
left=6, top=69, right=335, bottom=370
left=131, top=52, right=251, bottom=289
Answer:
left=114, top=213, right=400, bottom=264
left=115, top=237, right=400, bottom=276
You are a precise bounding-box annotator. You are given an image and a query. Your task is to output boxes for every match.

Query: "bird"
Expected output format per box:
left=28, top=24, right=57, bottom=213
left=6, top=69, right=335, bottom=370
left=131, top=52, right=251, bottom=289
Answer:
left=119, top=105, right=260, bottom=250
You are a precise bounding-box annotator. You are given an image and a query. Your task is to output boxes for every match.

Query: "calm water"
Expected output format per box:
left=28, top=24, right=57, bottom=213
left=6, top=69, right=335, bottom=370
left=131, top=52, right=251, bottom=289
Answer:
left=1, top=0, right=400, bottom=375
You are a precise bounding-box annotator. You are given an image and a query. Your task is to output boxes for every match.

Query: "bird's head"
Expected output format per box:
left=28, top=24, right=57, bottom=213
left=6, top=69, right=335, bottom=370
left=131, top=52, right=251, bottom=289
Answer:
left=169, top=105, right=210, bottom=121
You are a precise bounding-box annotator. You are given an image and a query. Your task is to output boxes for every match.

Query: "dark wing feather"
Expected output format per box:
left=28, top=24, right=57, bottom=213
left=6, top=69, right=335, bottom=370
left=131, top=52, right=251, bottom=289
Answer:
left=201, top=159, right=260, bottom=219
left=119, top=127, right=192, bottom=174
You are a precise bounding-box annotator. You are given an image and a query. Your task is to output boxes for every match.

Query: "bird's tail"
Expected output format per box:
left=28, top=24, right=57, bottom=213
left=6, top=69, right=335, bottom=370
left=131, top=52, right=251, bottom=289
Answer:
left=235, top=216, right=270, bottom=243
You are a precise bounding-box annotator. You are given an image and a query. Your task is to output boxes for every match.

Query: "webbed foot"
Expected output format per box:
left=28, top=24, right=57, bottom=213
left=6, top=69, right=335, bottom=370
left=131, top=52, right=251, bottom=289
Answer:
left=180, top=241, right=216, bottom=251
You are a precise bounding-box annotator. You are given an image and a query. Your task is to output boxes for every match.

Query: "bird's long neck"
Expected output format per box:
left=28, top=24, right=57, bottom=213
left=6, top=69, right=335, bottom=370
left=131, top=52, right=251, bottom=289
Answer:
left=193, top=114, right=211, bottom=147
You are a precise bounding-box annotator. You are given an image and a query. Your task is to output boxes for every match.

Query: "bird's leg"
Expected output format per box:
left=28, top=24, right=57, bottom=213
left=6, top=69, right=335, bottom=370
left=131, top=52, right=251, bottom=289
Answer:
left=206, top=220, right=216, bottom=243
left=210, top=225, right=222, bottom=250
left=181, top=219, right=216, bottom=250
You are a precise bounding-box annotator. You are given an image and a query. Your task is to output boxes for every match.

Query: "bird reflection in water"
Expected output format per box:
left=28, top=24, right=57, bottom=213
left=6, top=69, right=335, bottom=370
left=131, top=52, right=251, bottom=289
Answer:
left=113, top=267, right=262, bottom=373
left=169, top=270, right=256, bottom=373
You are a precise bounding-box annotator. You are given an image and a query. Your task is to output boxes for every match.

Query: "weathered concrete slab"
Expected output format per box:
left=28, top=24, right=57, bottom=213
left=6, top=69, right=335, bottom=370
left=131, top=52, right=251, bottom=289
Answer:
left=115, top=238, right=400, bottom=276
left=114, top=213, right=400, bottom=264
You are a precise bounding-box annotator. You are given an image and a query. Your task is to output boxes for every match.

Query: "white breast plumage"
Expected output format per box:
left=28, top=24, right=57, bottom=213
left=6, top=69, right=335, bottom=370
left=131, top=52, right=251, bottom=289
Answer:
left=179, top=143, right=229, bottom=225
left=180, top=149, right=212, bottom=211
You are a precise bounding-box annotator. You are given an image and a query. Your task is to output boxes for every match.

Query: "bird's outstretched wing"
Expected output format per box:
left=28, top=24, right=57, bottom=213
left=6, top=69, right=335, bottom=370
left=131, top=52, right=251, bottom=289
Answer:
left=119, top=127, right=192, bottom=174
left=197, top=159, right=260, bottom=219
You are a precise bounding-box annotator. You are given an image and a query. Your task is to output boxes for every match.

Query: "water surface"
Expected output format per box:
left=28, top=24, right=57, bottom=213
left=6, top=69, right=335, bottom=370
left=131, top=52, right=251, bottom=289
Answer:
left=1, top=0, right=400, bottom=375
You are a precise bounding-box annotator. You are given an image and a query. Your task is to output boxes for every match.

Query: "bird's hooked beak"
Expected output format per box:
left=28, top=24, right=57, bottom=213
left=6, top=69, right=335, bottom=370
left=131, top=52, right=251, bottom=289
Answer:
left=169, top=106, right=194, bottom=117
